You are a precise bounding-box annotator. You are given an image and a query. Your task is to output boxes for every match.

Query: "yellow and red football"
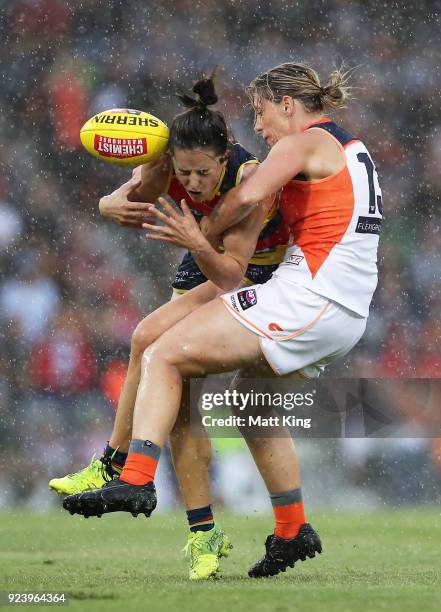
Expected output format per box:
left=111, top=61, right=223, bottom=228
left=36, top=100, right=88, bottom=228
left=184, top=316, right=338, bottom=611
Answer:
left=80, top=109, right=169, bottom=167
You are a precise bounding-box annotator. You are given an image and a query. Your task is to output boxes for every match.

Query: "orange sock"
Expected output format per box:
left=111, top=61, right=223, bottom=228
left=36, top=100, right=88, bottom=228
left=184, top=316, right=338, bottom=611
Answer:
left=271, top=489, right=306, bottom=540
left=120, top=439, right=161, bottom=486
left=121, top=453, right=158, bottom=485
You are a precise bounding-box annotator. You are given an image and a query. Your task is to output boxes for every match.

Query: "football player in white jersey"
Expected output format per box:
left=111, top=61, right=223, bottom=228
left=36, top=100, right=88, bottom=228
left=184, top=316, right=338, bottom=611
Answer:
left=64, top=62, right=381, bottom=578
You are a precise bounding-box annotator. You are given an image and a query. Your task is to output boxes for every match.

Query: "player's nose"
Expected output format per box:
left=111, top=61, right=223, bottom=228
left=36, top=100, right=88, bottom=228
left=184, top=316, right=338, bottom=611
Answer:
left=188, top=174, right=200, bottom=189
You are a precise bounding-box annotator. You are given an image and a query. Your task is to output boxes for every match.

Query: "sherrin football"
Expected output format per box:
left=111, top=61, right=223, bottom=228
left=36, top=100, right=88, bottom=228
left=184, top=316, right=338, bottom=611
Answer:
left=80, top=109, right=169, bottom=167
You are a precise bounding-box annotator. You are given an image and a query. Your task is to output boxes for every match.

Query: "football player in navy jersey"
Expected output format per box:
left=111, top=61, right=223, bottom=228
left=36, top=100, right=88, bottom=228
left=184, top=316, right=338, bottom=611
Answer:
left=51, top=74, right=295, bottom=580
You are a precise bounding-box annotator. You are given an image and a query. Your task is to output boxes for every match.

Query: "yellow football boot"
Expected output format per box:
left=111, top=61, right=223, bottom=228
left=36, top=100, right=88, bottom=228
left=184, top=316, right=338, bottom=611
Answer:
left=49, top=455, right=111, bottom=495
left=183, top=526, right=233, bottom=580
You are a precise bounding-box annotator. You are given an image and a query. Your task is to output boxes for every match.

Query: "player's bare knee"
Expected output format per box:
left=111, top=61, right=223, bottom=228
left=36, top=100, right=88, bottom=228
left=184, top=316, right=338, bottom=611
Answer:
left=131, top=317, right=158, bottom=358
left=140, top=338, right=176, bottom=371
left=140, top=343, right=159, bottom=373
left=139, top=334, right=199, bottom=380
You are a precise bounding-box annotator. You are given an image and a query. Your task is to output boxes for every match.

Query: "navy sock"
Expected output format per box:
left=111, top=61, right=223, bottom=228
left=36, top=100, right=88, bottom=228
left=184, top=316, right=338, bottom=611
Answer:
left=103, top=443, right=128, bottom=475
left=186, top=505, right=214, bottom=532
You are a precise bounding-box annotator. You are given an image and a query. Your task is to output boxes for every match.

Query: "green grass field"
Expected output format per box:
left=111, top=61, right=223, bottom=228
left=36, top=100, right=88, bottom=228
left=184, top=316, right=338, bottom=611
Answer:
left=1, top=508, right=440, bottom=611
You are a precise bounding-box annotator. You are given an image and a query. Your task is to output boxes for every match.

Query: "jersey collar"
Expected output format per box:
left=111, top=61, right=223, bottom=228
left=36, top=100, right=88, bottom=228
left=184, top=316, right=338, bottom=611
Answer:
left=301, top=117, right=332, bottom=132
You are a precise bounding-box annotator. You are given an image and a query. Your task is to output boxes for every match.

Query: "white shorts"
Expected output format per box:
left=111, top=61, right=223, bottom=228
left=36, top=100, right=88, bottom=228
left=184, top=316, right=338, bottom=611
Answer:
left=221, top=276, right=367, bottom=377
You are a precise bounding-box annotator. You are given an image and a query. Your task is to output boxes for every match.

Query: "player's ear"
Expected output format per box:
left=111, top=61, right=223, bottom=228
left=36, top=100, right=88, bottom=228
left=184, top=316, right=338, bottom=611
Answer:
left=219, top=152, right=228, bottom=166
left=281, top=95, right=294, bottom=116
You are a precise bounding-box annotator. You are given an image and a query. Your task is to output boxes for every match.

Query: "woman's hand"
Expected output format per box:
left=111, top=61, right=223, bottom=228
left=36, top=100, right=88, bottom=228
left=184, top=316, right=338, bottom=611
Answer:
left=99, top=176, right=156, bottom=228
left=142, top=197, right=211, bottom=252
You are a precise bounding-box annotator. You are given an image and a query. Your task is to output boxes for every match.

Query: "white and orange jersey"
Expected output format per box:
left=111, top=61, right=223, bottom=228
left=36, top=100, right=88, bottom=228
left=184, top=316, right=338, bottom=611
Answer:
left=275, top=118, right=382, bottom=317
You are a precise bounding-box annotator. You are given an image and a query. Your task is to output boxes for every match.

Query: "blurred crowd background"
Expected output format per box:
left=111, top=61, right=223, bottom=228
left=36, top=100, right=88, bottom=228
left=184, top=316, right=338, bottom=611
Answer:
left=1, top=0, right=440, bottom=511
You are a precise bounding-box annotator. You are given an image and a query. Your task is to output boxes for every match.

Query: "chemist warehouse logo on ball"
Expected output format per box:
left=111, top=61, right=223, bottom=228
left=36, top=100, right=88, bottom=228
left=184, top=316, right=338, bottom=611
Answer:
left=94, top=135, right=147, bottom=158
left=237, top=289, right=257, bottom=311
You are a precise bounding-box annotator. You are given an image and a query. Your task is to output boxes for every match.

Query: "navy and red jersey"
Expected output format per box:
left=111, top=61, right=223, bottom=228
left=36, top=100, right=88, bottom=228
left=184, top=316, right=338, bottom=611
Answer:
left=166, top=142, right=289, bottom=265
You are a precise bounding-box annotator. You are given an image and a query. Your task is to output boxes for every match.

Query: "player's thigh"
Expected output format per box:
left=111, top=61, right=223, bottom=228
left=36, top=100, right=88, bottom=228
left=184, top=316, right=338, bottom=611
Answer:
left=134, top=281, right=221, bottom=347
left=234, top=364, right=306, bottom=380
left=151, top=297, right=265, bottom=376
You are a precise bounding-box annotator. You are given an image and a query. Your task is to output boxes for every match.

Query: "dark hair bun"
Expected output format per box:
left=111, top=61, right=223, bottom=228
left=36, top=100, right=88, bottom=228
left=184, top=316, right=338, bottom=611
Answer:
left=170, top=71, right=228, bottom=157
left=192, top=77, right=218, bottom=106
left=176, top=72, right=219, bottom=109
left=176, top=93, right=200, bottom=108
